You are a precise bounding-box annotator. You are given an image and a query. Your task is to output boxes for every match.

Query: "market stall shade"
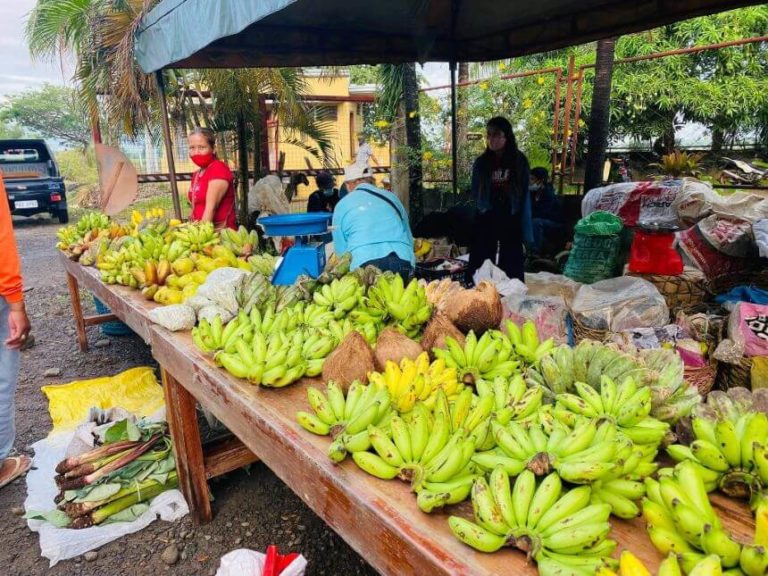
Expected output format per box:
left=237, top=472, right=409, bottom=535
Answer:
left=134, top=0, right=761, bottom=72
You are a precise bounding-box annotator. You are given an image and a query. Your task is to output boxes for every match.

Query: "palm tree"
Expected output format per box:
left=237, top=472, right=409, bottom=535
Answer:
left=583, top=38, right=617, bottom=193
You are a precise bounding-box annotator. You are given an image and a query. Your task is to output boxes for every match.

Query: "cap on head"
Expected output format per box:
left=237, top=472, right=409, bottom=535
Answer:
left=343, top=163, right=373, bottom=184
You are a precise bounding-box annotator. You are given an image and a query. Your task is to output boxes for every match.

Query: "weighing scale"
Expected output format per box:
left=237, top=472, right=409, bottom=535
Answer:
left=257, top=213, right=333, bottom=285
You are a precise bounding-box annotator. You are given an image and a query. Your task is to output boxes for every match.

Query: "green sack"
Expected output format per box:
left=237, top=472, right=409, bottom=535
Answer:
left=574, top=211, right=623, bottom=237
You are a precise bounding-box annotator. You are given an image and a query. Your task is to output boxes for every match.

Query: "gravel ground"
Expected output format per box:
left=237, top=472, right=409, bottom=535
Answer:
left=1, top=216, right=377, bottom=576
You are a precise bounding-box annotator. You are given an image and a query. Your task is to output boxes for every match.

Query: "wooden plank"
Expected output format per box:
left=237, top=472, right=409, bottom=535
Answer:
left=203, top=436, right=259, bottom=480
left=64, top=269, right=88, bottom=352
left=161, top=367, right=213, bottom=523
left=83, top=313, right=118, bottom=326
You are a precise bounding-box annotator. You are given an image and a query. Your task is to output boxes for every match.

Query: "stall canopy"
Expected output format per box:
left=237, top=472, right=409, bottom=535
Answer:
left=135, top=0, right=761, bottom=73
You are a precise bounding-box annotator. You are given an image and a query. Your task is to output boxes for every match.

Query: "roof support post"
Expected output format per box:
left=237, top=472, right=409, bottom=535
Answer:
left=155, top=70, right=182, bottom=219
left=450, top=60, right=459, bottom=196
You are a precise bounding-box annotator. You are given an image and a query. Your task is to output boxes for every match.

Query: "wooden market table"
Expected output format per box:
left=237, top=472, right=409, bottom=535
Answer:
left=59, top=252, right=755, bottom=575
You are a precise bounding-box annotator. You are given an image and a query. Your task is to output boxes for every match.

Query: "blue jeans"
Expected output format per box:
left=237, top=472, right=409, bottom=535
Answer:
left=0, top=299, right=19, bottom=460
left=362, top=252, right=414, bottom=282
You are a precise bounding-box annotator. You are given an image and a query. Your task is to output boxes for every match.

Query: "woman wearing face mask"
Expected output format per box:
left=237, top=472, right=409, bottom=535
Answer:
left=307, top=171, right=339, bottom=213
left=187, top=127, right=236, bottom=229
left=529, top=167, right=562, bottom=256
left=467, top=116, right=533, bottom=283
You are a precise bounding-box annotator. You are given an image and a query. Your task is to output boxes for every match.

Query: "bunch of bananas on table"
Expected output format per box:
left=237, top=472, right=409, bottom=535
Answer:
left=220, top=225, right=260, bottom=257
left=600, top=549, right=725, bottom=576
left=366, top=352, right=464, bottom=413
left=505, top=320, right=555, bottom=368
left=352, top=273, right=432, bottom=339
left=449, top=468, right=616, bottom=574
left=312, top=276, right=365, bottom=319
left=171, top=221, right=219, bottom=252
left=432, top=331, right=519, bottom=384
left=475, top=374, right=544, bottom=426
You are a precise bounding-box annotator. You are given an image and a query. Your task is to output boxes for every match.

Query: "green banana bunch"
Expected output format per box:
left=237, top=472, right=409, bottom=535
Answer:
left=295, top=380, right=392, bottom=462
left=432, top=330, right=519, bottom=385
left=640, top=348, right=702, bottom=423
left=448, top=468, right=616, bottom=572
left=192, top=311, right=253, bottom=355
left=351, top=390, right=478, bottom=498
left=315, top=252, right=353, bottom=284
left=235, top=273, right=275, bottom=314
left=473, top=418, right=628, bottom=489
left=354, top=273, right=432, bottom=339
left=172, top=221, right=219, bottom=252
left=328, top=316, right=380, bottom=347
left=553, top=375, right=670, bottom=446
left=446, top=389, right=498, bottom=452
left=220, top=225, right=259, bottom=257
left=667, top=389, right=768, bottom=499
left=589, top=446, right=658, bottom=519
left=312, top=276, right=364, bottom=319
left=247, top=253, right=278, bottom=277
left=504, top=320, right=555, bottom=368
left=75, top=211, right=110, bottom=234
left=642, top=461, right=740, bottom=572
left=475, top=375, right=544, bottom=426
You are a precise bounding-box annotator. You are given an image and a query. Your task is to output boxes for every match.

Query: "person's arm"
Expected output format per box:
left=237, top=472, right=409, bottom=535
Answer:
left=307, top=192, right=321, bottom=212
left=0, top=175, right=31, bottom=348
left=201, top=179, right=229, bottom=223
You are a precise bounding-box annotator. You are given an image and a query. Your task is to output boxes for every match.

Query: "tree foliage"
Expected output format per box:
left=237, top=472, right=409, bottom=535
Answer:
left=1, top=84, right=91, bottom=149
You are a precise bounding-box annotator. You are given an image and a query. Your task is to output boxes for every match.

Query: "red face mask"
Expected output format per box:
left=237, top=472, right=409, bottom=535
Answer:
left=191, top=153, right=214, bottom=168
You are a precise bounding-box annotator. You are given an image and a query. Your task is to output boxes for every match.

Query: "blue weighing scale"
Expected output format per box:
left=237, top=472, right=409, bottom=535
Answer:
left=257, top=213, right=333, bottom=285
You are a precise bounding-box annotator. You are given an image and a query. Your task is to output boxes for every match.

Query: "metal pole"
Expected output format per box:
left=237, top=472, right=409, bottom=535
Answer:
left=155, top=71, right=182, bottom=220
left=559, top=56, right=576, bottom=193
left=450, top=60, right=459, bottom=196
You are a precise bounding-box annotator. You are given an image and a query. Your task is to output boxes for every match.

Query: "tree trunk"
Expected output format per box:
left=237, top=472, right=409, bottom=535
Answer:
left=583, top=38, right=617, bottom=193
left=711, top=125, right=724, bottom=153
left=236, top=113, right=249, bottom=226
left=457, top=62, right=470, bottom=191
left=403, top=63, right=423, bottom=227
left=391, top=104, right=410, bottom=214
left=663, top=112, right=676, bottom=154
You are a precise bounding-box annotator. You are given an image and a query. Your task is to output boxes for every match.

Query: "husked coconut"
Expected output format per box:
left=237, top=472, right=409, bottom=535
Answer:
left=322, top=331, right=376, bottom=391
left=421, top=313, right=466, bottom=356
left=374, top=327, right=423, bottom=371
left=445, top=281, right=503, bottom=334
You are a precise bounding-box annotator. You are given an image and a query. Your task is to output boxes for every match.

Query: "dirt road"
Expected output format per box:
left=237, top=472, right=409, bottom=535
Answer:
left=1, top=217, right=376, bottom=576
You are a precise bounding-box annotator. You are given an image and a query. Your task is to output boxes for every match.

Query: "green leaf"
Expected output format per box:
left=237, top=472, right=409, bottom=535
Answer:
left=24, top=509, right=72, bottom=528
left=103, top=419, right=129, bottom=443
left=102, top=503, right=150, bottom=525
left=75, top=483, right=122, bottom=503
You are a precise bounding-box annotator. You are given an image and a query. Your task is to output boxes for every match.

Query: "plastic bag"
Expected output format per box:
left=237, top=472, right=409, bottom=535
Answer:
left=697, top=215, right=755, bottom=258
left=41, top=367, right=165, bottom=432
left=728, top=302, right=768, bottom=357
left=185, top=294, right=215, bottom=312
left=583, top=180, right=684, bottom=226
left=472, top=259, right=527, bottom=297
left=248, top=175, right=290, bottom=216
left=148, top=304, right=196, bottom=331
left=754, top=220, right=768, bottom=258
left=198, top=304, right=235, bottom=325
left=570, top=276, right=669, bottom=332
left=216, top=548, right=307, bottom=576
left=196, top=268, right=249, bottom=315
left=503, top=294, right=569, bottom=344
left=524, top=272, right=581, bottom=301
left=25, top=430, right=188, bottom=567
left=574, top=211, right=623, bottom=236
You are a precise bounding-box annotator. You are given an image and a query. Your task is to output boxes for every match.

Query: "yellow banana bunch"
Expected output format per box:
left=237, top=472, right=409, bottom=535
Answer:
left=367, top=352, right=463, bottom=413
left=448, top=468, right=616, bottom=572
left=220, top=225, right=259, bottom=257
left=597, top=551, right=694, bottom=576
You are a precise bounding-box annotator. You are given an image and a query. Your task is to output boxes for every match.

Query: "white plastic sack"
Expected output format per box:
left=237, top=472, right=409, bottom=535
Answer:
left=570, top=276, right=669, bottom=332
left=216, top=549, right=307, bottom=576
left=524, top=271, right=581, bottom=301
left=755, top=220, right=768, bottom=258
left=25, top=431, right=188, bottom=567
left=472, top=259, right=527, bottom=298
left=712, top=191, right=768, bottom=223
left=248, top=175, right=290, bottom=216
left=503, top=294, right=569, bottom=344
left=196, top=267, right=248, bottom=315
left=148, top=304, right=196, bottom=331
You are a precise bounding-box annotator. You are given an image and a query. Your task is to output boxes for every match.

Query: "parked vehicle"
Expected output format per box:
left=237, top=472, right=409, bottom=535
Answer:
left=1, top=139, right=68, bottom=222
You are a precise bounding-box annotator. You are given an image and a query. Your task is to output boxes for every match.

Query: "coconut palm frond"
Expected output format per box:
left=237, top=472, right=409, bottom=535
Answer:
left=377, top=64, right=406, bottom=123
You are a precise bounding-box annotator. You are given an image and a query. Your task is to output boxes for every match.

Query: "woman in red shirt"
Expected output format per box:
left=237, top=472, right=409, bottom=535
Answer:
left=187, top=127, right=236, bottom=229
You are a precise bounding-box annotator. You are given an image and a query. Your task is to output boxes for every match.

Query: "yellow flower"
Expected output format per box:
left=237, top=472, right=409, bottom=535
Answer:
left=374, top=120, right=390, bottom=128
left=537, top=77, right=545, bottom=85
left=479, top=81, right=489, bottom=91
left=498, top=62, right=507, bottom=71
left=409, top=111, right=418, bottom=119
left=578, top=119, right=586, bottom=127
left=523, top=98, right=533, bottom=109
left=422, top=151, right=434, bottom=161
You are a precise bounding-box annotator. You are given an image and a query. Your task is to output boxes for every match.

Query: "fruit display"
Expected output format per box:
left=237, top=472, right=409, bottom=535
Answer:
left=505, top=320, right=555, bottom=368
left=366, top=352, right=464, bottom=412
left=448, top=468, right=616, bottom=573
left=666, top=388, right=768, bottom=498
left=530, top=340, right=701, bottom=423
left=475, top=375, right=544, bottom=425
left=432, top=330, right=520, bottom=384
left=312, top=276, right=365, bottom=319
left=57, top=211, right=130, bottom=261
left=351, top=273, right=432, bottom=339
left=220, top=225, right=260, bottom=257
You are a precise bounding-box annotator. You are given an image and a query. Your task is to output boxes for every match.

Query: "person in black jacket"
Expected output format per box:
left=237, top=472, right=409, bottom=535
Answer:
left=467, top=116, right=533, bottom=283
left=530, top=167, right=562, bottom=255
left=307, top=171, right=339, bottom=213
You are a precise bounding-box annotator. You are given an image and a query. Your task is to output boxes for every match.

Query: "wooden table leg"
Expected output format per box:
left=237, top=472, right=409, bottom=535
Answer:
left=65, top=271, right=88, bottom=352
left=161, top=367, right=213, bottom=523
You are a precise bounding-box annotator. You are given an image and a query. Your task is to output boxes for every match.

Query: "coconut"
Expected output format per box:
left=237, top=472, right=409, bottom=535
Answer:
left=445, top=281, right=503, bottom=334
left=374, top=327, right=423, bottom=371
left=421, top=313, right=466, bottom=355
left=322, top=331, right=376, bottom=391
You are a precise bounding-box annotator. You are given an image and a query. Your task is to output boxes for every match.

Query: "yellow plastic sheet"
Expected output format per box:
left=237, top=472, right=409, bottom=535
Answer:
left=41, top=366, right=165, bottom=431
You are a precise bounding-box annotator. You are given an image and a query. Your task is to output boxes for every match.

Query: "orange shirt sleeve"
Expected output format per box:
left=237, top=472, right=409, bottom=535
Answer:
left=0, top=174, right=23, bottom=304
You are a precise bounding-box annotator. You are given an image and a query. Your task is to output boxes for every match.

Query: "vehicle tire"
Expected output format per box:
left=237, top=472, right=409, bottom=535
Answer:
left=57, top=210, right=69, bottom=224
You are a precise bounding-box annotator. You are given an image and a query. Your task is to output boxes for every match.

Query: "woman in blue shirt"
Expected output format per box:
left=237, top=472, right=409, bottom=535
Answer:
left=332, top=164, right=415, bottom=279
left=467, top=116, right=533, bottom=283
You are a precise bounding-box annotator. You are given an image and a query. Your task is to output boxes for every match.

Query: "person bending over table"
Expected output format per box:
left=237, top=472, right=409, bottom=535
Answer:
left=466, top=116, right=533, bottom=283
left=187, top=127, right=236, bottom=230
left=332, top=164, right=415, bottom=279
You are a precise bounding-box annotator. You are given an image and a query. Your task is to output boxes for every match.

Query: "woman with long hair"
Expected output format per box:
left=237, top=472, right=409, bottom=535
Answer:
left=467, top=116, right=533, bottom=282
left=187, top=127, right=236, bottom=230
